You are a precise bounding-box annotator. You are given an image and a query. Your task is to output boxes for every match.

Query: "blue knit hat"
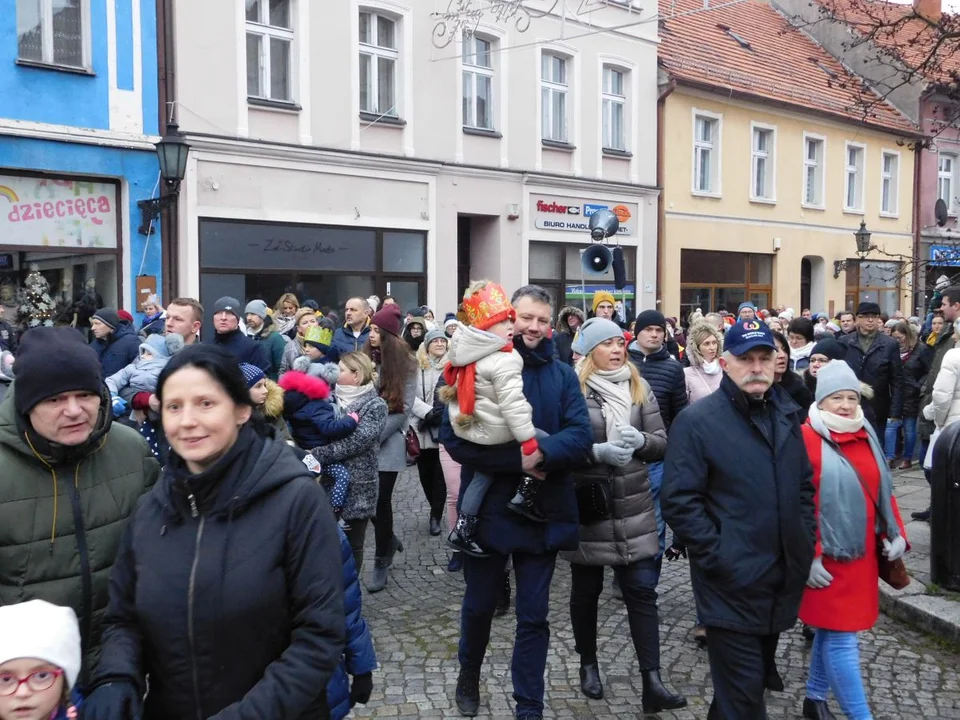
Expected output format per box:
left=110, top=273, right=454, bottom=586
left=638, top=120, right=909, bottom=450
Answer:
left=239, top=362, right=265, bottom=389
left=572, top=317, right=624, bottom=356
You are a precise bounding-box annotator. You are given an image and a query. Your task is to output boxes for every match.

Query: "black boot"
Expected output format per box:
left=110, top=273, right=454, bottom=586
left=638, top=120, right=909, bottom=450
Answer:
left=912, top=508, right=931, bottom=521
left=366, top=556, right=390, bottom=593
left=802, top=697, right=837, bottom=719
left=447, top=514, right=489, bottom=558
left=429, top=516, right=442, bottom=536
left=579, top=661, right=603, bottom=699
left=455, top=666, right=481, bottom=717
left=506, top=476, right=548, bottom=523
left=802, top=624, right=816, bottom=643
left=494, top=572, right=511, bottom=617
left=641, top=669, right=687, bottom=713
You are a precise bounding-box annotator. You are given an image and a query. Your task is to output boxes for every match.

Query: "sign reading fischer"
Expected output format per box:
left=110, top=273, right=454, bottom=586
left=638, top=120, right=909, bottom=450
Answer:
left=531, top=194, right=637, bottom=235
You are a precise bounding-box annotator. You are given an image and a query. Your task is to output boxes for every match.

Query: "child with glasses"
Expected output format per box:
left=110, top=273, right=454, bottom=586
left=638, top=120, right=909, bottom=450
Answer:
left=0, top=600, right=82, bottom=720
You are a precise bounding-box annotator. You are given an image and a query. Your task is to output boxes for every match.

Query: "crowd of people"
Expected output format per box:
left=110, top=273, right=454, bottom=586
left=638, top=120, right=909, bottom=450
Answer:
left=2, top=275, right=953, bottom=719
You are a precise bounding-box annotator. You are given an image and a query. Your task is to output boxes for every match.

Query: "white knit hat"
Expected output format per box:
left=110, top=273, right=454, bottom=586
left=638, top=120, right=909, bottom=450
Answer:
left=0, top=600, right=81, bottom=690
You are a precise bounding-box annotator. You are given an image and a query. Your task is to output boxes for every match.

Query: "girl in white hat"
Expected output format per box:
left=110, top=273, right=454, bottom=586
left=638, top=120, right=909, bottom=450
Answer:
left=0, top=600, right=81, bottom=720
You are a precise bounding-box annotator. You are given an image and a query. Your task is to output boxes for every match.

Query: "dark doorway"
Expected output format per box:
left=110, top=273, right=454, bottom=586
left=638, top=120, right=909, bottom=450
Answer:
left=800, top=258, right=812, bottom=313
left=457, top=216, right=471, bottom=301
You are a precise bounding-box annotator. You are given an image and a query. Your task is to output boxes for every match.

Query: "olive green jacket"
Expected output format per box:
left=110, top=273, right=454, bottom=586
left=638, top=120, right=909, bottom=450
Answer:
left=0, top=385, right=159, bottom=684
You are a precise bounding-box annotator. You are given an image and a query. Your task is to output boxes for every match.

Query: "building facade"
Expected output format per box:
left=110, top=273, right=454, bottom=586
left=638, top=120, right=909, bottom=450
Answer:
left=658, top=0, right=918, bottom=321
left=170, top=0, right=659, bottom=321
left=1, top=0, right=162, bottom=333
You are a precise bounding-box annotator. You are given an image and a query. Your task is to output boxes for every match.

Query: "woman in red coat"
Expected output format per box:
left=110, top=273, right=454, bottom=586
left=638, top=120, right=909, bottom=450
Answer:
left=799, top=361, right=907, bottom=720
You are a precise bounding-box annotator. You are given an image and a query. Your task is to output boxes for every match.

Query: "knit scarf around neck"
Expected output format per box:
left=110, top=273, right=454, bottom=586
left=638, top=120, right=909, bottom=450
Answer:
left=336, top=382, right=375, bottom=410
left=807, top=404, right=901, bottom=561
left=585, top=364, right=634, bottom=444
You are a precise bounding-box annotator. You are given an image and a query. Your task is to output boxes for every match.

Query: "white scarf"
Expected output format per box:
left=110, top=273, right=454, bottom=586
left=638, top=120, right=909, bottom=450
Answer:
left=335, top=382, right=375, bottom=410
left=585, top=365, right=634, bottom=443
left=819, top=406, right=865, bottom=434
left=791, top=341, right=815, bottom=362
left=702, top=359, right=721, bottom=375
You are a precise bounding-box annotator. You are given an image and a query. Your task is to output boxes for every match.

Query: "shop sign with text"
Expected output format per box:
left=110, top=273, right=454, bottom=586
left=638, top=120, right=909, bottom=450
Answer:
left=531, top=195, right=637, bottom=236
left=0, top=174, right=119, bottom=249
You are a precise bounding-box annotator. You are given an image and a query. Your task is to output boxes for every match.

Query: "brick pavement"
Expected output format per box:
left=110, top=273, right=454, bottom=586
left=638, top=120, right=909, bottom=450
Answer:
left=350, top=468, right=960, bottom=719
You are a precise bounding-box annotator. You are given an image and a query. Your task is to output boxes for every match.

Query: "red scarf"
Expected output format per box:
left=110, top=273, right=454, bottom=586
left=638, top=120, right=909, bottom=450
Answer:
left=443, top=342, right=514, bottom=417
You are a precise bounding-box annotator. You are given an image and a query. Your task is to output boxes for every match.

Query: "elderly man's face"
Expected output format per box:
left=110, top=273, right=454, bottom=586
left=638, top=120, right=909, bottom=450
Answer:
left=720, top=347, right=775, bottom=398
left=29, top=390, right=101, bottom=446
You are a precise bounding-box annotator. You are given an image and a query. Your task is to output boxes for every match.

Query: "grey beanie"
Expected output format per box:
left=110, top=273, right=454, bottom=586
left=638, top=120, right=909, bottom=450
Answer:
left=571, top=317, right=623, bottom=356
left=424, top=328, right=448, bottom=346
left=815, top=360, right=861, bottom=404
left=244, top=299, right=268, bottom=319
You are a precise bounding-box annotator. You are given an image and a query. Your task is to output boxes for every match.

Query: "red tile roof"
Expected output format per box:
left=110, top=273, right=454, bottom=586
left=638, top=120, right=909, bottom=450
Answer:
left=658, top=0, right=918, bottom=134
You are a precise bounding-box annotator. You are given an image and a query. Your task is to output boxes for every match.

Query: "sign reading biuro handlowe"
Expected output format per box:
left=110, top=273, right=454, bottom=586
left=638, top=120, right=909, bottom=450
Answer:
left=0, top=174, right=119, bottom=248
left=530, top=195, right=637, bottom=236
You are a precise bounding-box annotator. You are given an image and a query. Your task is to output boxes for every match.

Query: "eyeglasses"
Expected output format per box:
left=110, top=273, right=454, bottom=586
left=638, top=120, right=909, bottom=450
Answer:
left=0, top=668, right=64, bottom=696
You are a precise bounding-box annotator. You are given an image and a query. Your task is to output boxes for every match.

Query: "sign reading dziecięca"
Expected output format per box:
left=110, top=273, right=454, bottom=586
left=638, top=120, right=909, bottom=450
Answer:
left=0, top=174, right=119, bottom=249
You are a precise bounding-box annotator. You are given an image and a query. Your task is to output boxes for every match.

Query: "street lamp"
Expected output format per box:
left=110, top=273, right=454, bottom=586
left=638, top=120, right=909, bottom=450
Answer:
left=834, top=221, right=877, bottom=278
left=138, top=123, right=190, bottom=235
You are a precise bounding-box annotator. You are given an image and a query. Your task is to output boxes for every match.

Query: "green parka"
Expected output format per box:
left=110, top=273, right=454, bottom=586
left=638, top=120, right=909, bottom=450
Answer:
left=0, top=385, right=159, bottom=685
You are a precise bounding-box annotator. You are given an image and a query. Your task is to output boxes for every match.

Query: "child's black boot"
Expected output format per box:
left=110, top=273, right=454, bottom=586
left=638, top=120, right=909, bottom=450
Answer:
left=446, top=513, right=489, bottom=558
left=507, top=475, right=547, bottom=523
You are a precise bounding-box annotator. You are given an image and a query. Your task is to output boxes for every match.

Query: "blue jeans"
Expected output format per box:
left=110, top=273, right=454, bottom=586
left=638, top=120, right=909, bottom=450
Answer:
left=460, top=550, right=558, bottom=718
left=884, top=417, right=918, bottom=461
left=806, top=629, right=873, bottom=719
left=647, top=461, right=666, bottom=560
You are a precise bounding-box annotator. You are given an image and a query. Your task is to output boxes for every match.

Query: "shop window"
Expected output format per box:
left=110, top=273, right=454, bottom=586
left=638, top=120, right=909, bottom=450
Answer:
left=382, top=232, right=425, bottom=273
left=679, top=250, right=772, bottom=321
left=843, top=260, right=901, bottom=316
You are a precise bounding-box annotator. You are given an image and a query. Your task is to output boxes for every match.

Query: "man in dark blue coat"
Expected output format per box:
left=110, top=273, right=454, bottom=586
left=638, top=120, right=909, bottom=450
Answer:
left=330, top=297, right=371, bottom=358
left=90, top=309, right=141, bottom=377
left=210, top=296, right=272, bottom=375
left=662, top=320, right=816, bottom=719
left=440, top=284, right=593, bottom=720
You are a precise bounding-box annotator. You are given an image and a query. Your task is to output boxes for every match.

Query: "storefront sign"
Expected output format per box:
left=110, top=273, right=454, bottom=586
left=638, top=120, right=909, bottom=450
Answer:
left=930, top=244, right=960, bottom=267
left=0, top=175, right=118, bottom=249
left=531, top=195, right=637, bottom=235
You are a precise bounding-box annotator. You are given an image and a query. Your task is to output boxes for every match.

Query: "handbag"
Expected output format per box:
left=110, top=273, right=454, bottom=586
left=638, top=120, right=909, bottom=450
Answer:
left=405, top=426, right=421, bottom=466
left=576, top=479, right=612, bottom=525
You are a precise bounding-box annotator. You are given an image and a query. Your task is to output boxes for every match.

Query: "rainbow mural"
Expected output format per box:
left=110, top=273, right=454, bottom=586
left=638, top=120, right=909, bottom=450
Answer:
left=0, top=186, right=19, bottom=204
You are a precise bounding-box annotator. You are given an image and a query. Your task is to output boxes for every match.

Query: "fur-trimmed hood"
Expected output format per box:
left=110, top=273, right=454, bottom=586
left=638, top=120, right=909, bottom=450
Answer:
left=261, top=379, right=285, bottom=419
left=278, top=371, right=330, bottom=401
left=685, top=321, right=724, bottom=368
left=556, top=306, right=586, bottom=334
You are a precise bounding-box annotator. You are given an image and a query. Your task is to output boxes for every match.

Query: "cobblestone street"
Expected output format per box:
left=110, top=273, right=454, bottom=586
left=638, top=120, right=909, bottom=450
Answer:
left=352, top=469, right=960, bottom=719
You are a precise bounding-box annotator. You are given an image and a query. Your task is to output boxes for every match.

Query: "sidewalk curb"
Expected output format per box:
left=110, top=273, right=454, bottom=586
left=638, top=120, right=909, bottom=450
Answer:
left=880, top=578, right=960, bottom=645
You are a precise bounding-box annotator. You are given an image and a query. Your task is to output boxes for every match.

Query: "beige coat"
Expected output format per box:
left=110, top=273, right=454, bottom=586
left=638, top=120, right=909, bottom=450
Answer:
left=928, top=347, right=960, bottom=429
left=446, top=323, right=536, bottom=446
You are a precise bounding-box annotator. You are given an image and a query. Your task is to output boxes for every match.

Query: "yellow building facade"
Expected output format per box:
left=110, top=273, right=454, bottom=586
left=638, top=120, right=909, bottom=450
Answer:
left=660, top=88, right=916, bottom=320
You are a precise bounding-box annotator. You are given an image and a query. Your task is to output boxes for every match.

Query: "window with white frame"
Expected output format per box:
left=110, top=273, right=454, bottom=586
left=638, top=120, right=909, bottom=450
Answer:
left=845, top=143, right=865, bottom=211
left=751, top=125, right=775, bottom=200
left=541, top=53, right=569, bottom=143
left=693, top=113, right=720, bottom=194
left=939, top=152, right=957, bottom=212
left=602, top=65, right=626, bottom=151
left=462, top=34, right=494, bottom=130
left=16, top=0, right=87, bottom=68
left=803, top=135, right=825, bottom=207
left=246, top=0, right=293, bottom=102
left=880, top=151, right=899, bottom=216
left=359, top=11, right=398, bottom=117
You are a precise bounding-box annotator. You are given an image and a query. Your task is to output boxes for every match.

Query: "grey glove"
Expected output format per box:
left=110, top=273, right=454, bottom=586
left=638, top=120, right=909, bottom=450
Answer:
left=593, top=442, right=632, bottom=467
left=616, top=424, right=646, bottom=450
left=806, top=556, right=834, bottom=589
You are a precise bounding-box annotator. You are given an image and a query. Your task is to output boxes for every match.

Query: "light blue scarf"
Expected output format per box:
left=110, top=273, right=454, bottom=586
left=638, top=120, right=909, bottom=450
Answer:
left=807, top=404, right=901, bottom=561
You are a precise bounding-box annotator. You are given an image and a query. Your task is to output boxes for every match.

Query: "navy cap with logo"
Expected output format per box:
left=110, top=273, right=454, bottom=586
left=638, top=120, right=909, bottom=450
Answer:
left=724, top=319, right=776, bottom=357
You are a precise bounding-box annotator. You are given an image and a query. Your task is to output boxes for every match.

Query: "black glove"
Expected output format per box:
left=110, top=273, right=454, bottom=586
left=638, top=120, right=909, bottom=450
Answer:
left=665, top=544, right=687, bottom=561
left=81, top=681, right=142, bottom=720
left=423, top=407, right=444, bottom=428
left=349, top=672, right=374, bottom=707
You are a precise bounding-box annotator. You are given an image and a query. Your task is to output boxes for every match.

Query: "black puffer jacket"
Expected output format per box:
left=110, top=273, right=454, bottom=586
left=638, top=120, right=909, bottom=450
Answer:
left=94, top=428, right=345, bottom=720
left=662, top=375, right=816, bottom=635
left=627, top=342, right=687, bottom=431
left=901, top=343, right=933, bottom=418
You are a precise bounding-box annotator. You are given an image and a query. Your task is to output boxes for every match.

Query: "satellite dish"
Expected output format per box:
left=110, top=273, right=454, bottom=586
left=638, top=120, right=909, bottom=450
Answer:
left=936, top=198, right=949, bottom=227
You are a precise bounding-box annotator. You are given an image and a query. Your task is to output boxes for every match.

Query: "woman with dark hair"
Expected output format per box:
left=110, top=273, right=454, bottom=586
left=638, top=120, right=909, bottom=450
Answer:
left=887, top=320, right=932, bottom=469
left=84, top=344, right=346, bottom=720
left=402, top=315, right=427, bottom=353
left=772, top=330, right=814, bottom=422
left=364, top=304, right=417, bottom=593
left=788, top=318, right=817, bottom=373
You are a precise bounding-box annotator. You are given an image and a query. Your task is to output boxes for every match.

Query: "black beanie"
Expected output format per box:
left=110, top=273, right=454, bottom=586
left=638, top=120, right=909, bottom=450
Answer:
left=634, top=309, right=666, bottom=331
left=810, top=337, right=847, bottom=361
left=13, top=327, right=104, bottom=415
left=91, top=308, right=119, bottom=331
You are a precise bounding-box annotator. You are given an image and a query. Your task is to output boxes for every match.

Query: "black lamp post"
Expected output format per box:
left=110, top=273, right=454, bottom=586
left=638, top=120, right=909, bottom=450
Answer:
left=834, top=221, right=876, bottom=278
left=138, top=123, right=189, bottom=235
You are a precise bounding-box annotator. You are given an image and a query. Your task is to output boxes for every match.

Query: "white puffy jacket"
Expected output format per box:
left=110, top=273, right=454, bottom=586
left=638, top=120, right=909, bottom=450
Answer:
left=446, top=323, right=536, bottom=446
left=927, top=347, right=960, bottom=429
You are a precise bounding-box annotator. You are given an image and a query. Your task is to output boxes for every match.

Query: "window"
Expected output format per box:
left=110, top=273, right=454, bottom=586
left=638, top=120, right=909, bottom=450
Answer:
left=245, top=0, right=293, bottom=102
left=939, top=152, right=957, bottom=212
left=750, top=125, right=775, bottom=201
left=803, top=135, right=825, bottom=207
left=16, top=0, right=87, bottom=68
left=844, top=260, right=901, bottom=316
left=602, top=66, right=626, bottom=151
left=541, top=53, right=569, bottom=143
left=359, top=11, right=398, bottom=117
left=462, top=34, right=494, bottom=130
left=680, top=250, right=772, bottom=321
left=880, top=151, right=899, bottom=216
left=692, top=111, right=721, bottom=194
left=844, top=143, right=865, bottom=212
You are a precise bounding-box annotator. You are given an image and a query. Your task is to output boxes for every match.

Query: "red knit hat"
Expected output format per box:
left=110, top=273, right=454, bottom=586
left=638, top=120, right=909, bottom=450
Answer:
left=371, top=304, right=402, bottom=337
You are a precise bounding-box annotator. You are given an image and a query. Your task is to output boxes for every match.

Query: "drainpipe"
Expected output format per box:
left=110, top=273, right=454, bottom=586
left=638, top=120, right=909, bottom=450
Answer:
left=156, top=0, right=179, bottom=300
left=912, top=140, right=922, bottom=315
left=657, top=79, right=677, bottom=315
